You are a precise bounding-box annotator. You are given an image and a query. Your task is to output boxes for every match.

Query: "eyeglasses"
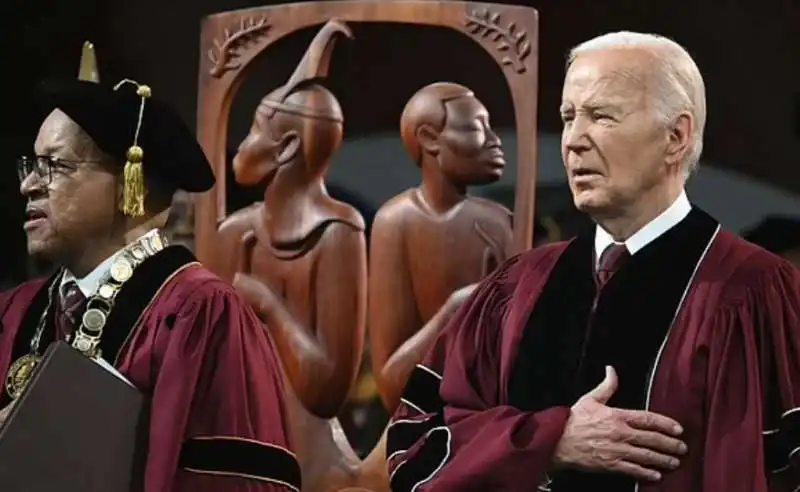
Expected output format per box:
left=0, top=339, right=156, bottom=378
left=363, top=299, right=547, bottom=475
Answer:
left=16, top=155, right=81, bottom=186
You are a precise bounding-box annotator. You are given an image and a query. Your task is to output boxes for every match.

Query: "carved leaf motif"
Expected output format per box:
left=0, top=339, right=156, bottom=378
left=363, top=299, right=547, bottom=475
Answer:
left=464, top=8, right=532, bottom=74
left=466, top=23, right=482, bottom=34
left=518, top=39, right=532, bottom=59
left=207, top=16, right=271, bottom=78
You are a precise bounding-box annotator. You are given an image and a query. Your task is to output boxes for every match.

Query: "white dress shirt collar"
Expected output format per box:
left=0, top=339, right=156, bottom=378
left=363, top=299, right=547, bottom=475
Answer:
left=60, top=229, right=160, bottom=299
left=594, top=191, right=692, bottom=267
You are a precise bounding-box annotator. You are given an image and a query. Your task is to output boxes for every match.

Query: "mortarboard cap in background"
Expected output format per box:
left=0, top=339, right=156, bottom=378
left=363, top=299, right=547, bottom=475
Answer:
left=743, top=215, right=800, bottom=255
left=77, top=41, right=100, bottom=84
left=36, top=51, right=215, bottom=216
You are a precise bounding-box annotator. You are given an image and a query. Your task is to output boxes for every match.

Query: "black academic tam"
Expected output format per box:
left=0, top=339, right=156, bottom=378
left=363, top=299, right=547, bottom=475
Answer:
left=36, top=78, right=215, bottom=193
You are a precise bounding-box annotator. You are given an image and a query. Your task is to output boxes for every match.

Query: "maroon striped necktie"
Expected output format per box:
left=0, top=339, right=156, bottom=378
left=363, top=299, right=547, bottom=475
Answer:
left=596, top=244, right=630, bottom=288
left=56, top=281, right=87, bottom=339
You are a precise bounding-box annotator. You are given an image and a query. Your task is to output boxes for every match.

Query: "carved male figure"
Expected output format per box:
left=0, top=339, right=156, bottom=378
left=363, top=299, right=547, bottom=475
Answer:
left=0, top=52, right=297, bottom=491
left=388, top=32, right=800, bottom=492
left=217, top=20, right=369, bottom=492
left=369, top=82, right=513, bottom=411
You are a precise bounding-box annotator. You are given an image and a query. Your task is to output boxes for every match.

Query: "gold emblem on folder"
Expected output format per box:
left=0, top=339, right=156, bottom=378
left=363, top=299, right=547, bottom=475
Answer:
left=5, top=353, right=42, bottom=400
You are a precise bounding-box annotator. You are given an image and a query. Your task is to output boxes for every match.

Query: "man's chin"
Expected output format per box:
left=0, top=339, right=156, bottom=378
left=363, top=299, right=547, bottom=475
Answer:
left=457, top=166, right=504, bottom=187
left=468, top=173, right=502, bottom=187
left=26, top=239, right=57, bottom=262
left=233, top=153, right=279, bottom=186
left=572, top=190, right=610, bottom=214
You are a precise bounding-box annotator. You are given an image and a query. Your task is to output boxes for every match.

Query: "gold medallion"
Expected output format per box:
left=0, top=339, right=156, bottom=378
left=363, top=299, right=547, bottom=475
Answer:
left=150, top=235, right=164, bottom=251
left=98, top=283, right=115, bottom=299
left=82, top=308, right=107, bottom=333
left=5, top=354, right=41, bottom=400
left=131, top=246, right=146, bottom=260
left=110, top=258, right=133, bottom=282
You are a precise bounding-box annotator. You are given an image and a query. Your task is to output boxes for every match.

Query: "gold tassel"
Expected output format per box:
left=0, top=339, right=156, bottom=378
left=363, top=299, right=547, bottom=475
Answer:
left=113, top=82, right=152, bottom=217
left=123, top=145, right=145, bottom=217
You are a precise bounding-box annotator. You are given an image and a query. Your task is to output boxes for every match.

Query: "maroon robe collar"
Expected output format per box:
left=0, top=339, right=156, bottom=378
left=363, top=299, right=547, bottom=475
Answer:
left=508, top=207, right=720, bottom=492
left=1, top=246, right=196, bottom=407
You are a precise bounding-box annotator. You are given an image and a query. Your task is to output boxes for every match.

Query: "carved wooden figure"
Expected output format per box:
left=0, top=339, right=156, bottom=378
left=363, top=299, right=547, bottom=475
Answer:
left=196, top=1, right=540, bottom=265
left=369, top=82, right=513, bottom=411
left=196, top=2, right=540, bottom=490
left=215, top=20, right=370, bottom=492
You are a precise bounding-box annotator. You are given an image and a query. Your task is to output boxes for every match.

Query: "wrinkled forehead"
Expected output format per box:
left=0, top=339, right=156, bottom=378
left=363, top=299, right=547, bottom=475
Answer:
left=34, top=108, right=96, bottom=157
left=562, top=49, right=653, bottom=109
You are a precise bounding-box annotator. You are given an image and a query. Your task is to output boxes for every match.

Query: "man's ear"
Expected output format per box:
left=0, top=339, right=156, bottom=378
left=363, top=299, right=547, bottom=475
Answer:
left=416, top=124, right=441, bottom=156
left=665, top=112, right=693, bottom=166
left=276, top=130, right=301, bottom=165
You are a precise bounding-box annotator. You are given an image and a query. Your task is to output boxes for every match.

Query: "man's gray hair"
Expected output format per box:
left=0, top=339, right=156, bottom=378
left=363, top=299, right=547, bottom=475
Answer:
left=568, top=32, right=707, bottom=176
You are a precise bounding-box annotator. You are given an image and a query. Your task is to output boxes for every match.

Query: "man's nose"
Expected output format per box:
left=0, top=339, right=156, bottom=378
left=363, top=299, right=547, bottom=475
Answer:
left=19, top=172, right=43, bottom=196
left=563, top=119, right=592, bottom=153
left=486, top=127, right=502, bottom=147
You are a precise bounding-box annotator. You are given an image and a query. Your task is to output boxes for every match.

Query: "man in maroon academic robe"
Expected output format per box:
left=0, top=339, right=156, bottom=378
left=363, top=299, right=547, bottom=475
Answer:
left=386, top=31, right=800, bottom=492
left=0, top=77, right=300, bottom=491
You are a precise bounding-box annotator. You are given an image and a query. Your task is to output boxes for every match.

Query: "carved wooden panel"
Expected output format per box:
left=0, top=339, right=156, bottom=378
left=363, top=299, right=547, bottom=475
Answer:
left=195, top=0, right=540, bottom=269
left=196, top=3, right=539, bottom=490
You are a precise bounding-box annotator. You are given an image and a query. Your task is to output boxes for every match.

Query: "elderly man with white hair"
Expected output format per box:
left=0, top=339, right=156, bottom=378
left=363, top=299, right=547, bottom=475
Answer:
left=385, top=31, right=800, bottom=492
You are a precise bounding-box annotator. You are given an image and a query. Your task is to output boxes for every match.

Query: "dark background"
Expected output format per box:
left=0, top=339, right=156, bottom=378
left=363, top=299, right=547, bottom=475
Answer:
left=1, top=0, right=798, bottom=285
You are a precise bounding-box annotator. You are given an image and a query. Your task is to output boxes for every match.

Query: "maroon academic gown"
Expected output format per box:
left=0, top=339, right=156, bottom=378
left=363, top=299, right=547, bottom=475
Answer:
left=0, top=246, right=300, bottom=492
left=386, top=208, right=800, bottom=492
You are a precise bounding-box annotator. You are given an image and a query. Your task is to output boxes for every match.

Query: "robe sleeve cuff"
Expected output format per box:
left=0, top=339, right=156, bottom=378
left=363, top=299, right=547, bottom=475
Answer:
left=399, top=364, right=443, bottom=415
left=388, top=364, right=450, bottom=491
left=178, top=435, right=301, bottom=491
left=388, top=419, right=452, bottom=492
left=764, top=408, right=800, bottom=473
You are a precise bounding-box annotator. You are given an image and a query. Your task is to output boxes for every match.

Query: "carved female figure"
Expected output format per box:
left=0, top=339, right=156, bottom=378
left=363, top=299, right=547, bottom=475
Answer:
left=216, top=20, right=369, bottom=492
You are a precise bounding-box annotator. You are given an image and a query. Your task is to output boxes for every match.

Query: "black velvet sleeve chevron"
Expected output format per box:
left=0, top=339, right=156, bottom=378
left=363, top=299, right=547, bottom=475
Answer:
left=179, top=436, right=301, bottom=491
left=764, top=408, right=800, bottom=473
